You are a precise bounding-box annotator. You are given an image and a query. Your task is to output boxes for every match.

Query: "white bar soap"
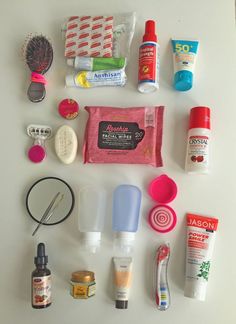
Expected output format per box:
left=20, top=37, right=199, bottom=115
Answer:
left=55, top=125, right=78, bottom=164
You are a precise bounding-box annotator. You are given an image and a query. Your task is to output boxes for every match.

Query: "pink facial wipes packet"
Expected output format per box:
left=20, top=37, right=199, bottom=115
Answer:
left=83, top=106, right=164, bottom=167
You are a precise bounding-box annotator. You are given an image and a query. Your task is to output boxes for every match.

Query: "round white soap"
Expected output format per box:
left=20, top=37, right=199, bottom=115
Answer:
left=55, top=125, right=78, bottom=164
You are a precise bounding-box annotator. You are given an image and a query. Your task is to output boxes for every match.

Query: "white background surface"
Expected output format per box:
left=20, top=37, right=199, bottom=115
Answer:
left=1, top=0, right=236, bottom=323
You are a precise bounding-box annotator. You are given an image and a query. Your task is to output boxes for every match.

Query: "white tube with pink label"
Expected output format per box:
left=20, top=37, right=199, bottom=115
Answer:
left=184, top=213, right=219, bottom=301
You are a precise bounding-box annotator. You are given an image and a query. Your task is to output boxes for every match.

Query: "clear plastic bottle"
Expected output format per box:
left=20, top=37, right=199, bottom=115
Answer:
left=185, top=106, right=211, bottom=174
left=78, top=186, right=107, bottom=253
left=112, top=185, right=142, bottom=253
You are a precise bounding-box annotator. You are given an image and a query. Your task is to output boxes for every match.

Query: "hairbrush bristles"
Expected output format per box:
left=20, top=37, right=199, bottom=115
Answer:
left=25, top=35, right=53, bottom=73
left=23, top=34, right=53, bottom=103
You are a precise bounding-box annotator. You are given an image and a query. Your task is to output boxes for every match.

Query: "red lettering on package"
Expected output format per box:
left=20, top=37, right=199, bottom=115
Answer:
left=187, top=214, right=218, bottom=231
left=139, top=44, right=156, bottom=82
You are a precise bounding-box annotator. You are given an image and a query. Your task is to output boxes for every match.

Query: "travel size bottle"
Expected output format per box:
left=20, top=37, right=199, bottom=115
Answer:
left=32, top=243, right=52, bottom=309
left=78, top=186, right=107, bottom=253
left=138, top=20, right=160, bottom=93
left=185, top=106, right=211, bottom=174
left=112, top=185, right=142, bottom=253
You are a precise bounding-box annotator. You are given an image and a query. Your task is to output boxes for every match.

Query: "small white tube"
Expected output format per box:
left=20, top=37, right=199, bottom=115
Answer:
left=65, top=69, right=127, bottom=88
left=67, top=57, right=126, bottom=71
left=184, top=213, right=219, bottom=301
left=171, top=39, right=199, bottom=91
left=113, top=257, right=132, bottom=309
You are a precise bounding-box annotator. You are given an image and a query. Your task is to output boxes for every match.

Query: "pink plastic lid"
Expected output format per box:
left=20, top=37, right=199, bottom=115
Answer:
left=148, top=205, right=177, bottom=233
left=28, top=145, right=46, bottom=163
left=148, top=175, right=177, bottom=203
left=58, top=98, right=79, bottom=120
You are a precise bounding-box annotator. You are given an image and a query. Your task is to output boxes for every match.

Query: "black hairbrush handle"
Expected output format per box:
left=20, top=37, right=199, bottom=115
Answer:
left=27, top=81, right=46, bottom=103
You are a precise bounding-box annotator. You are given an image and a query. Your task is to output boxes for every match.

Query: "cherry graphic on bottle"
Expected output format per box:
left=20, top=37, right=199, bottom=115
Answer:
left=197, top=156, right=204, bottom=162
left=191, top=155, right=197, bottom=162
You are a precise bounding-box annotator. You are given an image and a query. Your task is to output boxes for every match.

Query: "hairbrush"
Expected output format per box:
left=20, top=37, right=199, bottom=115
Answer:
left=23, top=34, right=53, bottom=103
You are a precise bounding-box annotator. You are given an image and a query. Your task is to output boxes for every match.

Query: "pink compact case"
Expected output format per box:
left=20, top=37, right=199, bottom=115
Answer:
left=148, top=175, right=178, bottom=233
left=83, top=106, right=164, bottom=167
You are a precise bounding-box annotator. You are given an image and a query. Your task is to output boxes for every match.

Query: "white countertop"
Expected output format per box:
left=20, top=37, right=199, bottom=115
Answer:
left=1, top=0, right=236, bottom=323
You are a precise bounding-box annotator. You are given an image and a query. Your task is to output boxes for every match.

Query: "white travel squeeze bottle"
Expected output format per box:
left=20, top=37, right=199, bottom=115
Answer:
left=78, top=186, right=107, bottom=253
left=185, top=106, right=211, bottom=174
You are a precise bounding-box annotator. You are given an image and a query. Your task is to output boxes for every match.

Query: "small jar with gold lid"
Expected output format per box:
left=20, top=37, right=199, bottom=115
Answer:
left=70, top=271, right=96, bottom=299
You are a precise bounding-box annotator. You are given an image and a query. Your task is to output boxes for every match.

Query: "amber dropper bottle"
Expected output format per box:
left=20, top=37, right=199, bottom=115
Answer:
left=32, top=243, right=52, bottom=309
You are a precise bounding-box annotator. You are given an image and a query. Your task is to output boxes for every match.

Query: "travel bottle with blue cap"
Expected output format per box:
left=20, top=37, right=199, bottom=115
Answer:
left=112, top=185, right=142, bottom=254
left=171, top=39, right=199, bottom=91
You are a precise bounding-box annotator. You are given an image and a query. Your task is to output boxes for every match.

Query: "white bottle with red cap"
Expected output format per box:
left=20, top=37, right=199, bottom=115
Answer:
left=185, top=106, right=211, bottom=173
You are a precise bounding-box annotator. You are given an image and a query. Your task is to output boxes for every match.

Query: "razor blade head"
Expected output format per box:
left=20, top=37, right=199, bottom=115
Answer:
left=27, top=124, right=52, bottom=139
left=27, top=125, right=52, bottom=163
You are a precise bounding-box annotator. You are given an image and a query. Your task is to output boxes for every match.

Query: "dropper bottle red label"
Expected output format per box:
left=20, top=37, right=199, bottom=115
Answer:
left=138, top=20, right=160, bottom=93
left=32, top=243, right=52, bottom=309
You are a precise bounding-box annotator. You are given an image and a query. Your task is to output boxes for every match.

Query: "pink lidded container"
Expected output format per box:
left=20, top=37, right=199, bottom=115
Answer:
left=148, top=175, right=178, bottom=233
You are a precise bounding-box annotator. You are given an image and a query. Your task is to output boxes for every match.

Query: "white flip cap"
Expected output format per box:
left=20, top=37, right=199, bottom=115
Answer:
left=65, top=75, right=76, bottom=87
left=184, top=279, right=207, bottom=301
left=67, top=57, right=93, bottom=70
left=67, top=58, right=74, bottom=67
left=114, top=231, right=136, bottom=254
left=82, top=232, right=101, bottom=254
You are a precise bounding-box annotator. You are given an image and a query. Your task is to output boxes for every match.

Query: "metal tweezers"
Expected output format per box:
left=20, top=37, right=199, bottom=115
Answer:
left=32, top=192, right=64, bottom=236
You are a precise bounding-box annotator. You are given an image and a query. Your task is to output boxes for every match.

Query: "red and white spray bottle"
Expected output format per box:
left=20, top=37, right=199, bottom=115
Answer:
left=138, top=20, right=160, bottom=93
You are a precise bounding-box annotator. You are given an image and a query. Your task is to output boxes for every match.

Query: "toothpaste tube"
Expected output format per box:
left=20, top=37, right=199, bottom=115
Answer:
left=65, top=69, right=126, bottom=88
left=171, top=39, right=199, bottom=91
left=67, top=57, right=126, bottom=71
left=184, top=213, right=219, bottom=301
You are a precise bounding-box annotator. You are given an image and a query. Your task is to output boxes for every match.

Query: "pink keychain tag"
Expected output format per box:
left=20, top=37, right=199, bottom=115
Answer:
left=27, top=125, right=52, bottom=163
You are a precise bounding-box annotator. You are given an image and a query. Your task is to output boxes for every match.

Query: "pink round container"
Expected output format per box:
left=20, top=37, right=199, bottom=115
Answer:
left=148, top=175, right=177, bottom=204
left=148, top=204, right=177, bottom=233
left=28, top=145, right=46, bottom=163
left=58, top=98, right=79, bottom=120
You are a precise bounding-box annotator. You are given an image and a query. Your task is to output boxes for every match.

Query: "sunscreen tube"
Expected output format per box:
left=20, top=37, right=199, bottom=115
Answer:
left=171, top=39, right=199, bottom=91
left=66, top=69, right=126, bottom=88
left=113, top=257, right=132, bottom=309
left=184, top=213, right=219, bottom=301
